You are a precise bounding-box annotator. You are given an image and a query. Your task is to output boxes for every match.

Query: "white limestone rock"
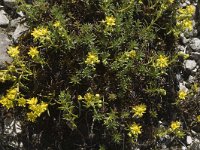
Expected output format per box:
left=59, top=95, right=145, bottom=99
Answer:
left=187, top=136, right=193, bottom=145
left=0, top=33, right=12, bottom=68
left=12, top=23, right=28, bottom=41
left=190, top=38, right=200, bottom=51
left=10, top=17, right=21, bottom=27
left=184, top=60, right=197, bottom=70
left=0, top=10, right=9, bottom=26
left=179, top=82, right=189, bottom=92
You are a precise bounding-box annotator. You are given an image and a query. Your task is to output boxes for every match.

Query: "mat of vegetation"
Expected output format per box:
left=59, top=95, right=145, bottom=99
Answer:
left=0, top=0, right=199, bottom=149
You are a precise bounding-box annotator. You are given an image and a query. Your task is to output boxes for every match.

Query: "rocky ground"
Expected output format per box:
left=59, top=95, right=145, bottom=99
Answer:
left=0, top=0, right=200, bottom=149
left=0, top=0, right=27, bottom=149
left=0, top=0, right=27, bottom=69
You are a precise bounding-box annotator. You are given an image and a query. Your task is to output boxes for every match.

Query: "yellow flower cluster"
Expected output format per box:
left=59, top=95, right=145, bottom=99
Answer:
left=124, top=50, right=136, bottom=59
left=78, top=93, right=102, bottom=108
left=178, top=5, right=195, bottom=17
left=7, top=46, right=20, bottom=58
left=155, top=55, right=169, bottom=68
left=132, top=104, right=147, bottom=118
left=128, top=123, right=142, bottom=137
left=176, top=5, right=195, bottom=31
left=31, top=27, right=50, bottom=41
left=27, top=97, right=48, bottom=122
left=0, top=89, right=48, bottom=122
left=104, top=16, right=116, bottom=26
left=170, top=121, right=181, bottom=131
left=177, top=20, right=193, bottom=31
left=53, top=21, right=61, bottom=27
left=28, top=47, right=39, bottom=58
left=0, top=88, right=18, bottom=109
left=85, top=52, right=100, bottom=65
left=178, top=90, right=187, bottom=100
left=7, top=46, right=40, bottom=59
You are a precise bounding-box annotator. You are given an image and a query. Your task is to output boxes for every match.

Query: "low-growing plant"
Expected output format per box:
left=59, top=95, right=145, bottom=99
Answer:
left=0, top=0, right=199, bottom=149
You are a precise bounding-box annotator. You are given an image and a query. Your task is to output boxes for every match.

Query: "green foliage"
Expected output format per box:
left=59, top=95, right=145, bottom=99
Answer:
left=0, top=0, right=199, bottom=149
left=58, top=90, right=78, bottom=130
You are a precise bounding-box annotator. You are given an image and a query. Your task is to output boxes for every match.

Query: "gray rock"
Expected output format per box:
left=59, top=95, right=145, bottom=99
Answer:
left=10, top=17, right=21, bottom=28
left=188, top=75, right=195, bottom=83
left=179, top=82, right=189, bottom=92
left=191, top=52, right=200, bottom=61
left=177, top=45, right=186, bottom=52
left=0, top=34, right=12, bottom=68
left=187, top=136, right=193, bottom=145
left=190, top=38, right=200, bottom=51
left=197, top=59, right=200, bottom=66
left=192, top=67, right=198, bottom=73
left=4, top=118, right=22, bottom=135
left=17, top=11, right=25, bottom=17
left=191, top=52, right=200, bottom=56
left=4, top=118, right=23, bottom=149
left=180, top=33, right=190, bottom=45
left=12, top=23, right=28, bottom=41
left=3, top=0, right=16, bottom=8
left=191, top=29, right=198, bottom=37
left=0, top=10, right=9, bottom=26
left=188, top=138, right=200, bottom=150
left=185, top=0, right=191, bottom=4
left=185, top=60, right=197, bottom=70
left=182, top=146, right=187, bottom=150
left=180, top=3, right=187, bottom=7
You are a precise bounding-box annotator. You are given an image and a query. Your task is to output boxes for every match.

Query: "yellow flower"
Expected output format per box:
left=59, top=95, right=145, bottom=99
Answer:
left=155, top=55, right=169, bottom=68
left=178, top=90, right=187, bottom=100
left=197, top=115, right=200, bottom=122
left=186, top=5, right=195, bottom=15
left=7, top=88, right=17, bottom=95
left=27, top=112, right=37, bottom=122
left=132, top=104, right=147, bottom=118
left=78, top=95, right=83, bottom=100
left=30, top=102, right=48, bottom=117
left=27, top=97, right=38, bottom=105
left=29, top=104, right=37, bottom=111
left=53, top=21, right=61, bottom=27
left=170, top=121, right=181, bottom=131
left=31, top=27, right=49, bottom=40
left=85, top=52, right=100, bottom=65
left=129, top=50, right=136, bottom=58
left=84, top=93, right=93, bottom=102
left=105, top=16, right=116, bottom=26
left=28, top=47, right=39, bottom=58
left=6, top=88, right=17, bottom=100
left=125, top=50, right=136, bottom=59
left=7, top=46, right=20, bottom=58
left=182, top=20, right=193, bottom=31
left=17, top=97, right=26, bottom=107
left=0, top=97, right=14, bottom=109
left=39, top=102, right=48, bottom=112
left=129, top=123, right=142, bottom=136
